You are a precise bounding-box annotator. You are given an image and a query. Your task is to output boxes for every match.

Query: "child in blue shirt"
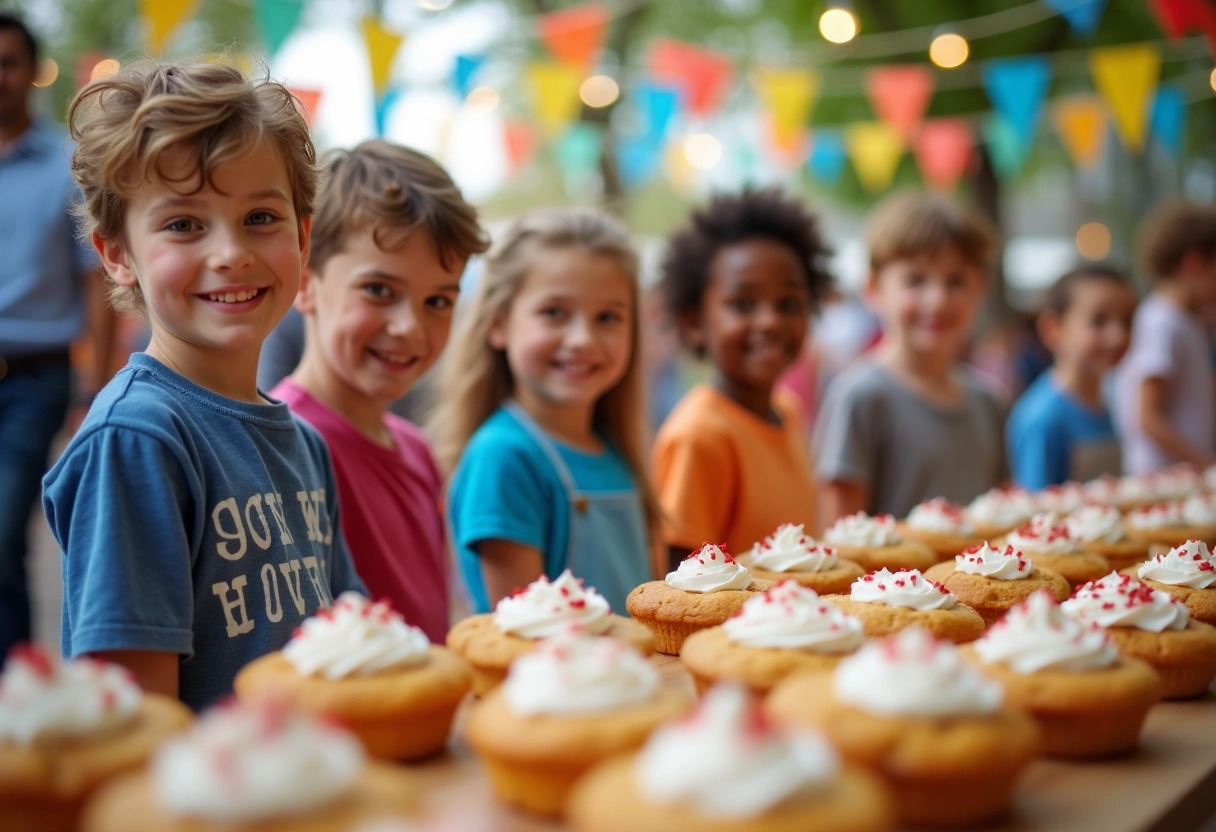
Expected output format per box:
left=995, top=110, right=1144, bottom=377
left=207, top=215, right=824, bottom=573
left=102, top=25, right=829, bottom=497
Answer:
left=1007, top=264, right=1136, bottom=489
left=42, top=62, right=364, bottom=710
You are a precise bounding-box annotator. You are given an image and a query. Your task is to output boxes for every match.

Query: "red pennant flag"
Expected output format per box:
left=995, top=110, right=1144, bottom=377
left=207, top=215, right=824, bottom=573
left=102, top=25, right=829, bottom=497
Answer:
left=538, top=2, right=609, bottom=69
left=1149, top=0, right=1216, bottom=55
left=503, top=120, right=536, bottom=174
left=648, top=38, right=734, bottom=116
left=287, top=87, right=322, bottom=126
left=866, top=65, right=935, bottom=145
left=915, top=119, right=973, bottom=190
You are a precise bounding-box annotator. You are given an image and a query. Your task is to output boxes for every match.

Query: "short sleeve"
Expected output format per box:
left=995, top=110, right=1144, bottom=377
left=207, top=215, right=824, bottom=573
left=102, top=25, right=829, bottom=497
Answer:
left=44, top=427, right=196, bottom=658
left=653, top=426, right=737, bottom=549
left=812, top=374, right=878, bottom=487
left=1126, top=310, right=1178, bottom=384
left=450, top=437, right=551, bottom=555
left=1007, top=406, right=1067, bottom=490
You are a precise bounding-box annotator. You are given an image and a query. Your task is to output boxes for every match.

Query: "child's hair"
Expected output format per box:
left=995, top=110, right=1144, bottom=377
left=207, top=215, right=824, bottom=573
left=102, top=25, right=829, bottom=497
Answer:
left=660, top=187, right=834, bottom=353
left=68, top=61, right=317, bottom=317
left=309, top=139, right=490, bottom=274
left=0, top=12, right=38, bottom=65
left=1042, top=263, right=1130, bottom=318
left=1138, top=200, right=1216, bottom=280
left=430, top=207, right=659, bottom=529
left=867, top=189, right=997, bottom=273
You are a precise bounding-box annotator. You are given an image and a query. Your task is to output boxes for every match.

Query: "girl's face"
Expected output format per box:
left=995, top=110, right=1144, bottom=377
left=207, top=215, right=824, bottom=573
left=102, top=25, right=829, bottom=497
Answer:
left=489, top=246, right=635, bottom=426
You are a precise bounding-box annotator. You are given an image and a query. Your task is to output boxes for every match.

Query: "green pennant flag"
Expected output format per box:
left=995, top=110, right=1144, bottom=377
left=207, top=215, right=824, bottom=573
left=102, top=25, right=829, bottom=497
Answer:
left=256, top=0, right=305, bottom=56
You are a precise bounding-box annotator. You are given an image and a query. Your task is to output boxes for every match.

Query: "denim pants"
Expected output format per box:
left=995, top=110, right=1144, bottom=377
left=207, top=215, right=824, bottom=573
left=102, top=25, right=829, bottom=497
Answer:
left=0, top=358, right=71, bottom=660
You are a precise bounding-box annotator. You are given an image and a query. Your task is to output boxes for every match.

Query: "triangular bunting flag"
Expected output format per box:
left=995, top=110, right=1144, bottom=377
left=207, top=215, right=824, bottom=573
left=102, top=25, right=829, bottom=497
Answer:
left=983, top=115, right=1030, bottom=178
left=525, top=60, right=584, bottom=136
left=915, top=119, right=973, bottom=190
left=1150, top=83, right=1186, bottom=155
left=362, top=16, right=405, bottom=94
left=538, top=2, right=609, bottom=69
left=453, top=54, right=484, bottom=100
left=617, top=134, right=663, bottom=188
left=1043, top=0, right=1107, bottom=36
left=754, top=68, right=818, bottom=149
left=255, top=0, right=305, bottom=56
left=633, top=81, right=680, bottom=143
left=866, top=65, right=935, bottom=145
left=807, top=129, right=847, bottom=184
left=1089, top=43, right=1160, bottom=152
left=1150, top=0, right=1216, bottom=55
left=374, top=87, right=402, bottom=137
left=648, top=39, right=733, bottom=116
left=846, top=121, right=904, bottom=193
left=140, top=0, right=199, bottom=55
left=287, top=87, right=322, bottom=126
left=556, top=123, right=603, bottom=178
left=1052, top=96, right=1106, bottom=168
left=503, top=121, right=537, bottom=175
left=982, top=56, right=1052, bottom=148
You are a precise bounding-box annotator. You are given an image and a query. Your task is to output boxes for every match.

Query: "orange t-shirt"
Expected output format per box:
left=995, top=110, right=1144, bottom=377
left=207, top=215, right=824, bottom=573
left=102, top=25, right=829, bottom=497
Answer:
left=653, top=384, right=819, bottom=557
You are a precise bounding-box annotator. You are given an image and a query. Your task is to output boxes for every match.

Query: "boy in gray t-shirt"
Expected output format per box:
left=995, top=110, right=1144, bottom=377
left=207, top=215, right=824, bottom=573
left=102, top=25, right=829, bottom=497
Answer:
left=814, top=190, right=1007, bottom=523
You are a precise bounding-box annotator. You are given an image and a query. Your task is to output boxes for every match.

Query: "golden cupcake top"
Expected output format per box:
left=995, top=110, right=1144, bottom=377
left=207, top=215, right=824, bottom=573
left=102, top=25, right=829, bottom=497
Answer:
left=851, top=568, right=957, bottom=610
left=282, top=592, right=430, bottom=679
left=974, top=590, right=1117, bottom=674
left=665, top=544, right=752, bottom=593
left=1137, top=540, right=1216, bottom=589
left=494, top=569, right=612, bottom=637
left=825, top=511, right=900, bottom=547
left=745, top=523, right=838, bottom=573
left=722, top=580, right=863, bottom=652
left=955, top=542, right=1033, bottom=581
left=1063, top=572, right=1190, bottom=632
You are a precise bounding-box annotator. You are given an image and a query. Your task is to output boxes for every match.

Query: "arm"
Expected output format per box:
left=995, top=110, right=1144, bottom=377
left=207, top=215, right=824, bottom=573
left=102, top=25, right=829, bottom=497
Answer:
left=1139, top=377, right=1216, bottom=467
left=478, top=539, right=545, bottom=607
left=822, top=480, right=869, bottom=527
left=87, top=649, right=178, bottom=698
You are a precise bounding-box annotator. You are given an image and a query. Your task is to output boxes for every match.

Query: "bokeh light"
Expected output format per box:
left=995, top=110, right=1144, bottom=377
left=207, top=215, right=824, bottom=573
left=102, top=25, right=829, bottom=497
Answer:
left=465, top=86, right=500, bottom=113
left=684, top=133, right=723, bottom=170
left=33, top=58, right=59, bottom=88
left=417, top=0, right=454, bottom=10
left=579, top=75, right=620, bottom=108
left=90, top=59, right=121, bottom=81
left=1210, top=68, right=1216, bottom=92
left=1075, top=222, right=1112, bottom=260
left=819, top=8, right=859, bottom=44
left=929, top=32, right=969, bottom=69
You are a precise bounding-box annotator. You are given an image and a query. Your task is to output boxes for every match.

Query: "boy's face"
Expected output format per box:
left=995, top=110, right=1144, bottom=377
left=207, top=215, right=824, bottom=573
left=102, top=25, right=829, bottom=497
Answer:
left=1049, top=280, right=1135, bottom=375
left=866, top=246, right=987, bottom=363
left=0, top=28, right=35, bottom=125
left=1180, top=252, right=1216, bottom=310
left=96, top=141, right=308, bottom=378
left=297, top=227, right=463, bottom=406
left=683, top=238, right=810, bottom=402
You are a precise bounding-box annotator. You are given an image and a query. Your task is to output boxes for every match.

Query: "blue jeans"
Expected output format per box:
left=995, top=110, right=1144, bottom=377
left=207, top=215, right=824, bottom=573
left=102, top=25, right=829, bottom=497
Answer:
left=0, top=359, right=71, bottom=659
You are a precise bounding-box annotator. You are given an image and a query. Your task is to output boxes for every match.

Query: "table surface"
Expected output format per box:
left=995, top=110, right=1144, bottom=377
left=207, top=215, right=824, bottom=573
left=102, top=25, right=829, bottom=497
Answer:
left=402, top=654, right=1216, bottom=832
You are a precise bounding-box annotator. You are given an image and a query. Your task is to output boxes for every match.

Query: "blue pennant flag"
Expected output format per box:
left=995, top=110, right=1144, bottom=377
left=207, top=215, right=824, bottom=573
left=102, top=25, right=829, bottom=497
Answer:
left=806, top=129, right=846, bottom=184
left=617, top=134, right=663, bottom=189
left=375, top=87, right=402, bottom=137
left=453, top=54, right=484, bottom=100
left=1150, top=83, right=1186, bottom=156
left=1043, top=0, right=1107, bottom=37
left=982, top=56, right=1052, bottom=148
left=633, top=82, right=681, bottom=143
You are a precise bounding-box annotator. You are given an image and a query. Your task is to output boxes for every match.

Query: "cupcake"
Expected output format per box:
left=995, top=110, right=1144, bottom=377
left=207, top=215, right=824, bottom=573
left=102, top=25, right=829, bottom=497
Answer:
left=0, top=646, right=192, bottom=832
left=234, top=592, right=471, bottom=760
left=966, top=487, right=1037, bottom=539
left=965, top=591, right=1162, bottom=758
left=1131, top=540, right=1216, bottom=626
left=824, top=568, right=986, bottom=643
left=898, top=498, right=985, bottom=560
left=823, top=512, right=937, bottom=573
left=1005, top=512, right=1111, bottom=588
left=1124, top=501, right=1214, bottom=550
left=1063, top=572, right=1216, bottom=699
left=463, top=629, right=690, bottom=817
left=736, top=523, right=864, bottom=594
left=448, top=570, right=654, bottom=693
left=1064, top=504, right=1152, bottom=570
left=1034, top=481, right=1088, bottom=515
left=81, top=700, right=416, bottom=832
left=679, top=580, right=865, bottom=694
left=923, top=542, right=1070, bottom=627
left=626, top=544, right=771, bottom=655
left=767, top=627, right=1039, bottom=827
left=568, top=683, right=894, bottom=832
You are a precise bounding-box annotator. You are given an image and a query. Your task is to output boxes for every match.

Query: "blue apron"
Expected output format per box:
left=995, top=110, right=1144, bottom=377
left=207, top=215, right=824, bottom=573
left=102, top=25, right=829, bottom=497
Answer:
left=505, top=401, right=650, bottom=615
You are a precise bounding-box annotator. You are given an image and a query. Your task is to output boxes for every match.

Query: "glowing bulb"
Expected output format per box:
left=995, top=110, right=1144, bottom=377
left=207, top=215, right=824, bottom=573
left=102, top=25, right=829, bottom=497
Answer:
left=90, top=59, right=120, bottom=81
left=417, top=0, right=453, bottom=9
left=465, top=86, right=499, bottom=113
left=684, top=133, right=722, bottom=170
left=819, top=8, right=859, bottom=44
left=33, top=58, right=59, bottom=88
left=579, top=75, right=619, bottom=108
left=929, top=32, right=969, bottom=69
left=1210, top=68, right=1216, bottom=92
left=1075, top=222, right=1111, bottom=260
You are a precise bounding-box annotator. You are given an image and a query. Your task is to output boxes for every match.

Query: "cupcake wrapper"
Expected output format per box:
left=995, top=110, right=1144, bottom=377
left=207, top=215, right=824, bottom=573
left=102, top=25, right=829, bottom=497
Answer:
left=649, top=620, right=711, bottom=656
left=1030, top=706, right=1152, bottom=758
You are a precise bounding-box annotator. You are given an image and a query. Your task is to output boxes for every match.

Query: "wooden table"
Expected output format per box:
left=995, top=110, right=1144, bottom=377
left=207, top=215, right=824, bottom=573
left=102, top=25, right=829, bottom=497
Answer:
left=402, top=654, right=1216, bottom=832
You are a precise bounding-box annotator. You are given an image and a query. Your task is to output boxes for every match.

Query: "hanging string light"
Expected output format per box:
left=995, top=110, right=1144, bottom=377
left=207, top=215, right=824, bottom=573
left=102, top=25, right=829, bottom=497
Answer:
left=819, top=5, right=859, bottom=44
left=929, top=31, right=969, bottom=68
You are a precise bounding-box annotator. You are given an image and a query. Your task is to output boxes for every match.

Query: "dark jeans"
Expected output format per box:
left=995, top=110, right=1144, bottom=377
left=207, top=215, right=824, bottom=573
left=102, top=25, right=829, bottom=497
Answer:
left=0, top=357, right=71, bottom=660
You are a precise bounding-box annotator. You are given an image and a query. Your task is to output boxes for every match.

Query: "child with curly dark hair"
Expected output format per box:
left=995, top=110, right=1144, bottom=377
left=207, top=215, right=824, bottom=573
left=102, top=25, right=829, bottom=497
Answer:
left=653, top=187, right=834, bottom=569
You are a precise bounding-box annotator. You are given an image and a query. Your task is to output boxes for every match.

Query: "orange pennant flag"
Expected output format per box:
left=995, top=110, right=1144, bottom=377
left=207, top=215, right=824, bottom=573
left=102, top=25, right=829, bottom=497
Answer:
left=1089, top=43, right=1160, bottom=152
left=525, top=60, right=584, bottom=136
left=648, top=38, right=733, bottom=116
left=503, top=120, right=537, bottom=174
left=140, top=0, right=199, bottom=55
left=754, top=68, right=818, bottom=150
left=1052, top=96, right=1107, bottom=168
left=287, top=87, right=322, bottom=126
left=847, top=121, right=904, bottom=193
left=362, top=15, right=406, bottom=94
left=866, top=65, right=935, bottom=145
left=538, top=3, right=609, bottom=70
left=915, top=119, right=973, bottom=190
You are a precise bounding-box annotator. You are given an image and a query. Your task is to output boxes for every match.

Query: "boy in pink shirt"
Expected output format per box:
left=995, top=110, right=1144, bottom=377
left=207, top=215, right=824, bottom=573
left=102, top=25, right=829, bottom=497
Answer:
left=271, top=141, right=488, bottom=641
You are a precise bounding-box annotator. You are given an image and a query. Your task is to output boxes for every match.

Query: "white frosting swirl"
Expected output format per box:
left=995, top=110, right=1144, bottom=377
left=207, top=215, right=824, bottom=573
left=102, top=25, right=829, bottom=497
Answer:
left=824, top=512, right=900, bottom=547
left=282, top=592, right=429, bottom=679
left=1083, top=475, right=1123, bottom=506
left=1116, top=474, right=1160, bottom=504
left=0, top=647, right=141, bottom=747
left=722, top=581, right=864, bottom=652
left=746, top=524, right=838, bottom=573
left=955, top=542, right=1032, bottom=580
left=1205, top=465, right=1216, bottom=492
left=1154, top=467, right=1204, bottom=500
left=834, top=627, right=1003, bottom=717
left=1126, top=502, right=1185, bottom=530
left=1035, top=482, right=1088, bottom=514
left=1066, top=504, right=1128, bottom=543
left=967, top=487, right=1036, bottom=529
left=1007, top=512, right=1080, bottom=554
left=906, top=498, right=974, bottom=534
left=850, top=568, right=957, bottom=610
left=1063, top=572, right=1190, bottom=632
left=1138, top=540, right=1216, bottom=589
left=974, top=591, right=1117, bottom=673
left=502, top=630, right=658, bottom=716
left=1183, top=494, right=1216, bottom=526
left=635, top=683, right=839, bottom=817
left=666, top=544, right=752, bottom=593
left=153, top=701, right=364, bottom=822
left=494, top=569, right=612, bottom=637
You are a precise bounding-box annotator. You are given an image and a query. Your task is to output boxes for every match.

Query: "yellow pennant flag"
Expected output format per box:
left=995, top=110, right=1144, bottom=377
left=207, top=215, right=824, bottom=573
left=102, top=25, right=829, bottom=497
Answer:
left=140, top=0, right=198, bottom=55
left=1089, top=43, right=1160, bottom=152
left=525, top=61, right=584, bottom=136
left=846, top=122, right=904, bottom=193
left=754, top=68, right=818, bottom=148
left=1053, top=96, right=1107, bottom=169
left=362, top=16, right=405, bottom=94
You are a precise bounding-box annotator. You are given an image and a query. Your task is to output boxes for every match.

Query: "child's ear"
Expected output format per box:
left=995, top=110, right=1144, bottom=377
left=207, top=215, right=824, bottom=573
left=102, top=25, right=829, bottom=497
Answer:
left=860, top=270, right=883, bottom=309
left=678, top=308, right=705, bottom=353
left=297, top=216, right=313, bottom=271
left=1037, top=311, right=1061, bottom=352
left=295, top=266, right=318, bottom=314
left=94, top=231, right=138, bottom=288
left=487, top=316, right=507, bottom=350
